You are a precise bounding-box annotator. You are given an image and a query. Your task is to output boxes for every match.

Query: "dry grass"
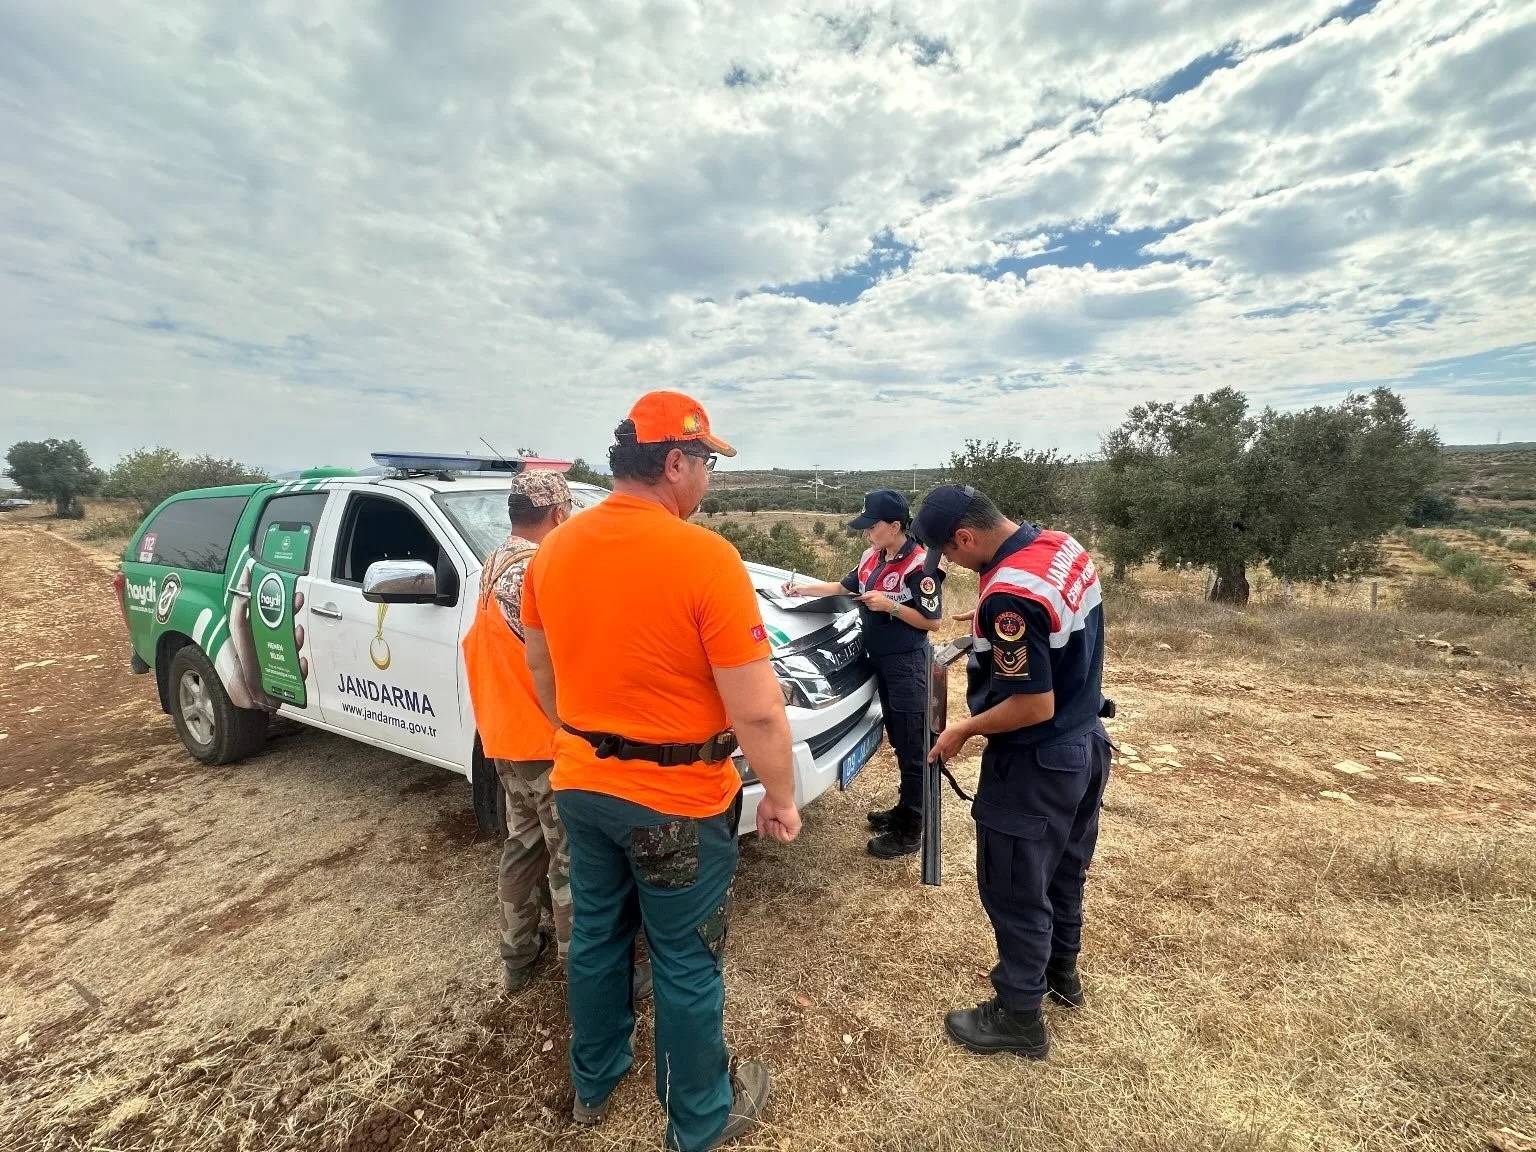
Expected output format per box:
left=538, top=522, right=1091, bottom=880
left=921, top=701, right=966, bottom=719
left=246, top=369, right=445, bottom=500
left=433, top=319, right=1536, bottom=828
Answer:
left=4, top=525, right=1536, bottom=1152
left=1104, top=578, right=1536, bottom=673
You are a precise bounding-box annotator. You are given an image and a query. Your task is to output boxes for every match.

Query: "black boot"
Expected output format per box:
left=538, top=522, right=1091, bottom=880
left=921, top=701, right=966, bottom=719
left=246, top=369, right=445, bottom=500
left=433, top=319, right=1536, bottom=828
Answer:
left=1045, top=961, right=1085, bottom=1009
left=867, top=810, right=920, bottom=858
left=866, top=805, right=902, bottom=833
left=943, top=998, right=1050, bottom=1058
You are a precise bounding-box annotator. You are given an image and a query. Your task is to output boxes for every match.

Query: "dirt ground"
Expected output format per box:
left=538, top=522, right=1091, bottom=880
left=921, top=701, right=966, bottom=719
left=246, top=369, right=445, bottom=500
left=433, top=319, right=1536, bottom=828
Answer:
left=2, top=518, right=1534, bottom=1152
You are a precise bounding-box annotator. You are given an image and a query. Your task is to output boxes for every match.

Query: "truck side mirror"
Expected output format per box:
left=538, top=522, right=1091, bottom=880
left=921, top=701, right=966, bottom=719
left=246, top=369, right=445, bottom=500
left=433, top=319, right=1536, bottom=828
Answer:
left=362, top=559, right=439, bottom=604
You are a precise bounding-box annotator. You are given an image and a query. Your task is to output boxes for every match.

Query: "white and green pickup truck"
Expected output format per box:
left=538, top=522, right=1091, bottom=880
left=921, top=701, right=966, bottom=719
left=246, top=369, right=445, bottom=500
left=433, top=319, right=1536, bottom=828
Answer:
left=113, top=453, right=884, bottom=835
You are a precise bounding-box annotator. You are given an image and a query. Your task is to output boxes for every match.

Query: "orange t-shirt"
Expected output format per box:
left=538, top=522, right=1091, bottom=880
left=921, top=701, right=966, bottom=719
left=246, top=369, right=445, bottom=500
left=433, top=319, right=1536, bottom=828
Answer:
left=520, top=492, right=770, bottom=817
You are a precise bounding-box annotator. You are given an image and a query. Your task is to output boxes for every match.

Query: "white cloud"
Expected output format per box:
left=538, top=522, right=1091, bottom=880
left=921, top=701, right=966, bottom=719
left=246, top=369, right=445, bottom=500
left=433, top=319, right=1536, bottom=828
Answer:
left=2, top=0, right=1532, bottom=476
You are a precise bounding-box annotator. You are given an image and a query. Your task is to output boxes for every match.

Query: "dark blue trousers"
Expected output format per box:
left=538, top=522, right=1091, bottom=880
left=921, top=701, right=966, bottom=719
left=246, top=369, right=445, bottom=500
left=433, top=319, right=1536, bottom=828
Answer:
left=872, top=648, right=928, bottom=819
left=971, top=728, right=1111, bottom=1012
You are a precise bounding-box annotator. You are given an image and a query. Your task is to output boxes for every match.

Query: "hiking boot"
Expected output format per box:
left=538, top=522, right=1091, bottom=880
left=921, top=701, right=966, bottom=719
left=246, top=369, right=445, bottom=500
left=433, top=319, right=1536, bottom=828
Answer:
left=503, top=928, right=551, bottom=994
left=703, top=1059, right=772, bottom=1149
left=572, top=1068, right=631, bottom=1127
left=632, top=958, right=653, bottom=1002
left=867, top=812, right=921, bottom=859
left=866, top=805, right=902, bottom=833
left=1045, top=961, right=1085, bottom=1009
left=943, top=998, right=1050, bottom=1059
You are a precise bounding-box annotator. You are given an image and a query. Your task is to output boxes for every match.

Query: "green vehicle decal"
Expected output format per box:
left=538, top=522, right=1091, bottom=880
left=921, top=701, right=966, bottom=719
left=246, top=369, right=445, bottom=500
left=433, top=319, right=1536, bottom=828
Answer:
left=249, top=566, right=307, bottom=705
left=121, top=477, right=337, bottom=710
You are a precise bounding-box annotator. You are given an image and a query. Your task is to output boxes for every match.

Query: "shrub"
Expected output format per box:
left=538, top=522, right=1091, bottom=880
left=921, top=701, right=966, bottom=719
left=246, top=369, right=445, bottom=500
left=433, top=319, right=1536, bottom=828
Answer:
left=713, top=520, right=817, bottom=575
left=105, top=448, right=268, bottom=513
left=78, top=515, right=143, bottom=542
left=1401, top=531, right=1508, bottom=592
left=1398, top=577, right=1530, bottom=618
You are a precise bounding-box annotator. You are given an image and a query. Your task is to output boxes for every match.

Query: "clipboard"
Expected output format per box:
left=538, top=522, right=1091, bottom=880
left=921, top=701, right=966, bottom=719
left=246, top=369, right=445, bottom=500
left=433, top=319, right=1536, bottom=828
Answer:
left=755, top=588, right=858, bottom=614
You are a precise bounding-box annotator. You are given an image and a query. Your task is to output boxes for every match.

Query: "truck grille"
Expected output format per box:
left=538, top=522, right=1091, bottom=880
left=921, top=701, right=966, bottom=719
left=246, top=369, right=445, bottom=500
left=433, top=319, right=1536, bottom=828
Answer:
left=807, top=708, right=876, bottom=759
left=827, top=653, right=874, bottom=698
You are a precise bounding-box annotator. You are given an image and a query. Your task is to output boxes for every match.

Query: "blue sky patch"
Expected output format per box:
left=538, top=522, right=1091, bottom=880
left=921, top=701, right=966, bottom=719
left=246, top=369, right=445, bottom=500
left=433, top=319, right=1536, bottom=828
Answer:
left=724, top=63, right=767, bottom=88
left=763, top=231, right=914, bottom=305
left=1143, top=45, right=1241, bottom=105
left=1367, top=297, right=1439, bottom=329
left=1399, top=341, right=1536, bottom=393
left=1328, top=0, right=1382, bottom=26
left=1243, top=301, right=1326, bottom=320
left=1142, top=0, right=1379, bottom=106
left=911, top=34, right=950, bottom=67
left=973, top=220, right=1185, bottom=279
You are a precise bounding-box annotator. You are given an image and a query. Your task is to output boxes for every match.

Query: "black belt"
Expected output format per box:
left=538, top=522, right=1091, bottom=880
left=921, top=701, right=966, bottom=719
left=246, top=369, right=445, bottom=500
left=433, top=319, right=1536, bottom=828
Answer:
left=562, top=724, right=739, bottom=767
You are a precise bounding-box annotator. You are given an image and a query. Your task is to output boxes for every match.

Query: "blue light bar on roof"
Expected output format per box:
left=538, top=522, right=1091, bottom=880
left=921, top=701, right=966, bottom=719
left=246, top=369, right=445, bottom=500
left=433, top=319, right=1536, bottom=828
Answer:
left=371, top=452, right=572, bottom=474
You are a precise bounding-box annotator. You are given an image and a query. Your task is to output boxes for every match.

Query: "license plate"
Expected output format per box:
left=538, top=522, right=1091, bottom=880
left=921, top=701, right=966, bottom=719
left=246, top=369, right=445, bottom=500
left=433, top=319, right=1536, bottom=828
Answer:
left=838, top=722, right=883, bottom=790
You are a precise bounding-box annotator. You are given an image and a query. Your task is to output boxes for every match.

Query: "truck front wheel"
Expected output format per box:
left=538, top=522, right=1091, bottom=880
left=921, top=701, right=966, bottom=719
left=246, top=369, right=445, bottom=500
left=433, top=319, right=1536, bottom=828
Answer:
left=168, top=645, right=268, bottom=765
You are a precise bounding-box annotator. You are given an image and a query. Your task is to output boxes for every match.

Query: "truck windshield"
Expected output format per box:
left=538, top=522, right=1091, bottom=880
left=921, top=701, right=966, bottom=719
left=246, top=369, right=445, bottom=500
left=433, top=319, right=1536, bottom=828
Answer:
left=434, top=485, right=609, bottom=562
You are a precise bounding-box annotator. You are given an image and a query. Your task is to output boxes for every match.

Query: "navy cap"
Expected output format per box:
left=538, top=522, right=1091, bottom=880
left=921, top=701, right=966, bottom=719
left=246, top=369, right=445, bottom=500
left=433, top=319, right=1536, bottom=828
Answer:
left=912, top=484, right=977, bottom=575
left=848, top=488, right=910, bottom=531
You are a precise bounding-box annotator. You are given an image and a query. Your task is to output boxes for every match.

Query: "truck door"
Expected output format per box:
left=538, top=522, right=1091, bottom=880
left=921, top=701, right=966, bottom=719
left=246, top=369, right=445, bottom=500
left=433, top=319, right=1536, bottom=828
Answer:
left=240, top=490, right=333, bottom=715
left=304, top=490, right=467, bottom=767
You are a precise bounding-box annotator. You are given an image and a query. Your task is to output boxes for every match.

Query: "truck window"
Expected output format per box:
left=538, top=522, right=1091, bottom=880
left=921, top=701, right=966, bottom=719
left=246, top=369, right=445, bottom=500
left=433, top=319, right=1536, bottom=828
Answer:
left=252, top=492, right=328, bottom=574
left=138, top=496, right=249, bottom=573
left=333, top=495, right=445, bottom=584
left=434, top=485, right=607, bottom=562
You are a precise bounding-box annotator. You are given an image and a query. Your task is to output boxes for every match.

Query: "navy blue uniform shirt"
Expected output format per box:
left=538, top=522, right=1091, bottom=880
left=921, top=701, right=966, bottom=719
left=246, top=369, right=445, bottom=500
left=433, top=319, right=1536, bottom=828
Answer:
left=966, top=524, right=1105, bottom=747
left=840, top=537, right=945, bottom=657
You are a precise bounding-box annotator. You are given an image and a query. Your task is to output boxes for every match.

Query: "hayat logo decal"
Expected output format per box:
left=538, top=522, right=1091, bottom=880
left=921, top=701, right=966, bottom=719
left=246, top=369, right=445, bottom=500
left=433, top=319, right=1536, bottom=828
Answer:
left=155, top=573, right=181, bottom=624
left=125, top=576, right=157, bottom=614
left=256, top=572, right=286, bottom=628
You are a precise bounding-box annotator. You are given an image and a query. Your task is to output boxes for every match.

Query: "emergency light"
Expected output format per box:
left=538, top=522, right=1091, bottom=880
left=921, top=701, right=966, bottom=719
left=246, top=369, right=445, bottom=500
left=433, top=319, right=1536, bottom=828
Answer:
left=371, top=452, right=573, bottom=475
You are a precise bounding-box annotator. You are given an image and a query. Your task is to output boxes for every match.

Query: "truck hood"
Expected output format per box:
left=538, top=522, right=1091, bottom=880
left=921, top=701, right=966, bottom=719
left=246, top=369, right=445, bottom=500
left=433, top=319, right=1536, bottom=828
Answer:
left=742, top=562, right=859, bottom=650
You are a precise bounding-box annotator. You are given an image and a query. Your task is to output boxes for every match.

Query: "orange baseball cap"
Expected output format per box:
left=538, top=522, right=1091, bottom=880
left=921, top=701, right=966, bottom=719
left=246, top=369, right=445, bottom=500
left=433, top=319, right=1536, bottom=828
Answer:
left=626, top=391, right=737, bottom=457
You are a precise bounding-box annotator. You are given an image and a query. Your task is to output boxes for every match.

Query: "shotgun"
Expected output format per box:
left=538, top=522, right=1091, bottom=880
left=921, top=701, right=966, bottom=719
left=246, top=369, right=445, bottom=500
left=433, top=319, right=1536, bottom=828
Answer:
left=921, top=635, right=977, bottom=887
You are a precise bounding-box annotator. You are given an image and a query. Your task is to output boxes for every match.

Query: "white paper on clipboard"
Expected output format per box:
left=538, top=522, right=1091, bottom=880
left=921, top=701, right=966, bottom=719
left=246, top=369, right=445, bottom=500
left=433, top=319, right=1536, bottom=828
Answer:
left=755, top=588, right=857, bottom=614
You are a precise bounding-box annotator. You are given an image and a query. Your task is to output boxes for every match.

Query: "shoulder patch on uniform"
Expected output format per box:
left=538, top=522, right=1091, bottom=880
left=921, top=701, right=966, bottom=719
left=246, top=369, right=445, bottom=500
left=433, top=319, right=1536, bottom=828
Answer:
left=751, top=624, right=767, bottom=643
left=921, top=595, right=938, bottom=611
left=919, top=576, right=936, bottom=596
left=994, top=645, right=1029, bottom=678
left=994, top=610, right=1026, bottom=642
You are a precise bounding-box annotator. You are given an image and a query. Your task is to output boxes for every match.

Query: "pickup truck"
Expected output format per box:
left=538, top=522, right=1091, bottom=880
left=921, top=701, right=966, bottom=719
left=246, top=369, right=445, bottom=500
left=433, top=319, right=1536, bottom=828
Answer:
left=113, top=455, right=884, bottom=835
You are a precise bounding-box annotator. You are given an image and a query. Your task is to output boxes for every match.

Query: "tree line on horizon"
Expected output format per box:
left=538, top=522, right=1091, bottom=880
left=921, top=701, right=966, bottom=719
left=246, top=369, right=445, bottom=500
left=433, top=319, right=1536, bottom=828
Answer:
left=4, top=387, right=1478, bottom=605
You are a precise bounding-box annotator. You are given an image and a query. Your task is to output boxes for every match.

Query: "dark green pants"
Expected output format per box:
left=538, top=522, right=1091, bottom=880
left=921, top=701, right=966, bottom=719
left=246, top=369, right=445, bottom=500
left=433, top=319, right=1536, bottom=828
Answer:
left=555, top=788, right=741, bottom=1152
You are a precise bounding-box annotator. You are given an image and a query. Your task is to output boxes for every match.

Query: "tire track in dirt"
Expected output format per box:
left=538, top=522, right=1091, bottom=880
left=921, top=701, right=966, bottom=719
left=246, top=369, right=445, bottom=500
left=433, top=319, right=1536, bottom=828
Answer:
left=0, top=524, right=194, bottom=817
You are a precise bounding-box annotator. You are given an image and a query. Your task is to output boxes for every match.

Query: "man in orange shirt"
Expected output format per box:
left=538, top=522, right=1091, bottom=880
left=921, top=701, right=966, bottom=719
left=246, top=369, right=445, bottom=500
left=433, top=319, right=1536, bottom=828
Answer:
left=522, top=392, right=800, bottom=1152
left=460, top=470, right=573, bottom=992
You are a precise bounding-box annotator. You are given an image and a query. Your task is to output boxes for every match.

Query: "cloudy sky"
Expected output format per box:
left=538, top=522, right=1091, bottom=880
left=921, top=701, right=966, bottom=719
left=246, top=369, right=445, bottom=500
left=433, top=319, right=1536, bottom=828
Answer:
left=3, top=0, right=1532, bottom=474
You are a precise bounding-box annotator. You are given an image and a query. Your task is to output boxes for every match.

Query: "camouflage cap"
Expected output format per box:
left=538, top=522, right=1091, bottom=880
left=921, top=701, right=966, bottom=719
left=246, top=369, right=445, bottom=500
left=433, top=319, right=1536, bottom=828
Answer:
left=507, top=468, right=572, bottom=510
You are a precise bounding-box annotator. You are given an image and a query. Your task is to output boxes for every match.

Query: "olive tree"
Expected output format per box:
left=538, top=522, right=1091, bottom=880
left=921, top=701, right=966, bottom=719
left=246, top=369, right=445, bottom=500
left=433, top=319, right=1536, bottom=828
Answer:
left=1093, top=387, right=1440, bottom=604
left=5, top=439, right=101, bottom=517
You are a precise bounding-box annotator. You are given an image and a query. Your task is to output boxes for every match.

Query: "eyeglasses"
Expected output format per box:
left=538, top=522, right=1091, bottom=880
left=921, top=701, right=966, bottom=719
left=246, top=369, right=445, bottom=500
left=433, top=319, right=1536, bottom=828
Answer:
left=680, top=447, right=718, bottom=471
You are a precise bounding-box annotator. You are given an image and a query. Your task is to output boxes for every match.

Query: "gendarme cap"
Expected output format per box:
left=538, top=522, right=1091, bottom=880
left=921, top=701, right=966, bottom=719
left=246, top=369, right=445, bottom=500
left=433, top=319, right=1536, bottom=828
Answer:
left=848, top=488, right=909, bottom=531
left=911, top=484, right=977, bottom=575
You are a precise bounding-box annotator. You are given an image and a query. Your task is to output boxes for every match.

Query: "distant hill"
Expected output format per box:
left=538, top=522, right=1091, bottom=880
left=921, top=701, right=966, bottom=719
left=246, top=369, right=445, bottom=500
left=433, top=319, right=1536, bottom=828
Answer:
left=1438, top=444, right=1536, bottom=502
left=1441, top=442, right=1536, bottom=453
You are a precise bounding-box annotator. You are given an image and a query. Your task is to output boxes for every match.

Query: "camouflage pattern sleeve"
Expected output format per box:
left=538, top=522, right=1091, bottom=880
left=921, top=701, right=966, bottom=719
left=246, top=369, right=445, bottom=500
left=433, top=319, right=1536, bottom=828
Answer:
left=484, top=536, right=537, bottom=640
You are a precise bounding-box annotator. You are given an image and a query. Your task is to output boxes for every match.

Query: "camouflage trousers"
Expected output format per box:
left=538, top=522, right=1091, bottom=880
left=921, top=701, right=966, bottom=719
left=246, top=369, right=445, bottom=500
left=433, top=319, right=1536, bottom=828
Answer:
left=495, top=759, right=572, bottom=972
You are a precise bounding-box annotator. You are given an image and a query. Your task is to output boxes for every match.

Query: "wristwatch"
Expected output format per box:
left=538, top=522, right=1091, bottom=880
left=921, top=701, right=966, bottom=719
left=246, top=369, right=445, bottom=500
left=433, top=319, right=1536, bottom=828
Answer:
left=888, top=601, right=901, bottom=615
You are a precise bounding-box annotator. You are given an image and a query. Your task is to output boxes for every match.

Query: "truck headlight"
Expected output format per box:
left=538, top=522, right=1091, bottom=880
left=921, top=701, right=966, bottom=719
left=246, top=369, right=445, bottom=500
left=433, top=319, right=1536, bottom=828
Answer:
left=772, top=654, right=836, bottom=709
